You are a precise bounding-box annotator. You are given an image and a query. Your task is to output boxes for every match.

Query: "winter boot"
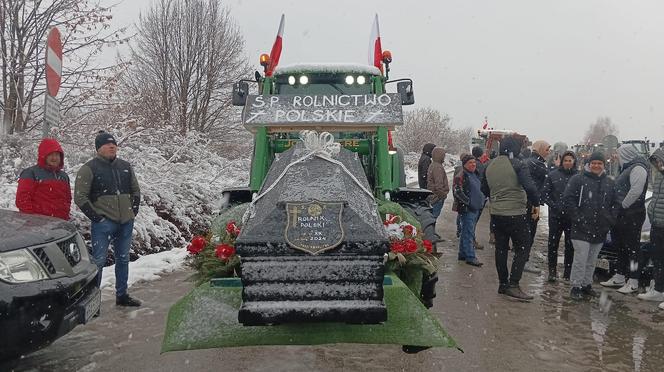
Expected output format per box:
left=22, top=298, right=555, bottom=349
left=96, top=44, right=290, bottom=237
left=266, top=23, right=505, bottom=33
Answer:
left=402, top=345, right=431, bottom=354
left=503, top=285, right=534, bottom=301
left=600, top=273, right=625, bottom=288
left=581, top=285, right=597, bottom=297
left=570, top=287, right=585, bottom=300
left=420, top=273, right=438, bottom=309
left=498, top=283, right=509, bottom=294
left=617, top=278, right=639, bottom=294
left=116, top=294, right=141, bottom=307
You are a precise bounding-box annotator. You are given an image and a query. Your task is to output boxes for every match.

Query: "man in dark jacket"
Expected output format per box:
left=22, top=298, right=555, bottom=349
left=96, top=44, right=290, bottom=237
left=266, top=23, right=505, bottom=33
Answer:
left=563, top=152, right=616, bottom=300
left=75, top=131, right=142, bottom=307
left=482, top=136, right=540, bottom=300
left=418, top=143, right=436, bottom=189
left=471, top=146, right=487, bottom=250
left=16, top=138, right=71, bottom=220
left=524, top=140, right=551, bottom=274
left=600, top=145, right=649, bottom=293
left=453, top=154, right=484, bottom=267
left=542, top=150, right=577, bottom=282
left=639, top=148, right=664, bottom=306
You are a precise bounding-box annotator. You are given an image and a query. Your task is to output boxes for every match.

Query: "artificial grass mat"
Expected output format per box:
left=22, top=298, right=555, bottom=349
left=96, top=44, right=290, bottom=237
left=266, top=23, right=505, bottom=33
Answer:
left=161, top=275, right=458, bottom=352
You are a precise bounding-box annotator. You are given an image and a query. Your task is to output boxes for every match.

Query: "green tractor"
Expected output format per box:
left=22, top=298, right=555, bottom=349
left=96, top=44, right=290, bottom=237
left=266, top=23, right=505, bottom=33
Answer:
left=224, top=61, right=438, bottom=242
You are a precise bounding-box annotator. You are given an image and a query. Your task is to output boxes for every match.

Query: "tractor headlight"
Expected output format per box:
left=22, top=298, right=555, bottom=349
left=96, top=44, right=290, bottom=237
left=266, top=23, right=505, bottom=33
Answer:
left=288, top=75, right=296, bottom=85
left=345, top=75, right=355, bottom=85
left=0, top=249, right=48, bottom=283
left=357, top=75, right=366, bottom=85
left=299, top=75, right=309, bottom=85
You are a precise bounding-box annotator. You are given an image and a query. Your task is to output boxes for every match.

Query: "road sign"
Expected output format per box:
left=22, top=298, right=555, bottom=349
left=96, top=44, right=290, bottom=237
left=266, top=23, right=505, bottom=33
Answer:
left=46, top=27, right=62, bottom=97
left=44, top=95, right=60, bottom=126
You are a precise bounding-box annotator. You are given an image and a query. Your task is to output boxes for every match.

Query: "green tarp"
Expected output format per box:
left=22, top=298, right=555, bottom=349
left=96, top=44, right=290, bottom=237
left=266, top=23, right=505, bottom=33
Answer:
left=162, top=275, right=458, bottom=353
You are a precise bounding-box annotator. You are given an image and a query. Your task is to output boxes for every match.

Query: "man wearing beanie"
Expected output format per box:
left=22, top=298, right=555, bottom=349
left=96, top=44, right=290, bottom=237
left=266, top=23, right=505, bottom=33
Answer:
left=75, top=131, right=142, bottom=307
left=600, top=145, right=649, bottom=293
left=453, top=154, right=484, bottom=266
left=482, top=136, right=540, bottom=300
left=563, top=151, right=616, bottom=300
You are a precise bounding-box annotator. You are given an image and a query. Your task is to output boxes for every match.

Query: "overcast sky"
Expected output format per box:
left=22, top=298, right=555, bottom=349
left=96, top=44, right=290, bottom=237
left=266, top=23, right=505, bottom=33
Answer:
left=105, top=0, right=663, bottom=145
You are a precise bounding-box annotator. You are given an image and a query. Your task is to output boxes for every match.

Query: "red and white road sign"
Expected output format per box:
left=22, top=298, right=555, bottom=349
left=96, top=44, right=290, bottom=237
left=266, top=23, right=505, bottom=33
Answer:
left=45, top=27, right=62, bottom=97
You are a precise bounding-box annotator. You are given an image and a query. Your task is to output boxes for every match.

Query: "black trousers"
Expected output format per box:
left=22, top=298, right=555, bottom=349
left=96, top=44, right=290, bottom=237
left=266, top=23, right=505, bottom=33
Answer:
left=613, top=208, right=646, bottom=279
left=651, top=227, right=664, bottom=292
left=547, top=213, right=574, bottom=278
left=492, top=214, right=531, bottom=286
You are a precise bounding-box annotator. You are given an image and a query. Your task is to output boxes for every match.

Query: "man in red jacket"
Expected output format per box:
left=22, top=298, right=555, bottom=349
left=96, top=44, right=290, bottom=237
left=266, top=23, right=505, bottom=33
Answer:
left=16, top=138, right=71, bottom=220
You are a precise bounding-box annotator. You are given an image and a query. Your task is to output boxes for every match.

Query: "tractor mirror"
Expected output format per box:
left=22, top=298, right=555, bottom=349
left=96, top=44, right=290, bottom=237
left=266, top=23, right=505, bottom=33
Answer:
left=397, top=81, right=415, bottom=105
left=232, top=81, right=249, bottom=106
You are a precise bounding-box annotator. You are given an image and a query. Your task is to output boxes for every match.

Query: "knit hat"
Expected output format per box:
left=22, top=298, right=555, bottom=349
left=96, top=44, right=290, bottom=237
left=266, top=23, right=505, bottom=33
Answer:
left=532, top=140, right=551, bottom=156
left=471, top=146, right=484, bottom=158
left=588, top=151, right=605, bottom=164
left=461, top=154, right=476, bottom=166
left=95, top=131, right=117, bottom=150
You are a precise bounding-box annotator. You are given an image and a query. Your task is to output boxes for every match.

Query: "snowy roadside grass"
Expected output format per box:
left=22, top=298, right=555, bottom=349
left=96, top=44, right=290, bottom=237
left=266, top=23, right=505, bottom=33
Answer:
left=100, top=247, right=189, bottom=291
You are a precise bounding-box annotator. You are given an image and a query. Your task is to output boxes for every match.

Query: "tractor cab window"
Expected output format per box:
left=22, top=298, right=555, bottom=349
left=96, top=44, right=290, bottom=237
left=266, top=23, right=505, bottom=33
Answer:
left=274, top=73, right=373, bottom=95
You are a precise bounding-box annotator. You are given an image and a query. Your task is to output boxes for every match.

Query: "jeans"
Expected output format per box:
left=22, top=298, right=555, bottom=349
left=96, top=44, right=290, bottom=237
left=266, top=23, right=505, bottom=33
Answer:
left=90, top=218, right=135, bottom=297
left=459, top=210, right=479, bottom=261
left=432, top=199, right=444, bottom=219
left=491, top=214, right=531, bottom=286
left=613, top=208, right=646, bottom=280
left=570, top=240, right=603, bottom=287
left=651, top=227, right=664, bottom=292
left=547, top=213, right=574, bottom=278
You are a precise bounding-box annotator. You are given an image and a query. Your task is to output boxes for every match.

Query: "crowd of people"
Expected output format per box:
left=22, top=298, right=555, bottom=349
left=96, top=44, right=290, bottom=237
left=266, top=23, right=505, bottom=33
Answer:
left=418, top=138, right=664, bottom=309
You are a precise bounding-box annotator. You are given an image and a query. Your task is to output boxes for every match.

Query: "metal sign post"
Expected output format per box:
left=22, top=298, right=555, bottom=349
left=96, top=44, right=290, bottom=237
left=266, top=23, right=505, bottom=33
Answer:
left=43, top=27, right=62, bottom=138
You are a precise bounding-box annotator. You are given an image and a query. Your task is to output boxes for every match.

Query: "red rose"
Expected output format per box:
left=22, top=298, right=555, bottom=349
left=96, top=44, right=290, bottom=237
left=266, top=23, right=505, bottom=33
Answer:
left=402, top=225, right=414, bottom=237
left=423, top=239, right=433, bottom=253
left=215, top=244, right=236, bottom=261
left=405, top=239, right=418, bottom=253
left=187, top=236, right=207, bottom=255
left=226, top=221, right=237, bottom=234
left=390, top=241, right=406, bottom=253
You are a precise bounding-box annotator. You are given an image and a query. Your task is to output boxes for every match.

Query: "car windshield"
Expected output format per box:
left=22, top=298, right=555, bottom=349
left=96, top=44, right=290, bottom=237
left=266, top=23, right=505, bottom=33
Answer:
left=275, top=73, right=373, bottom=95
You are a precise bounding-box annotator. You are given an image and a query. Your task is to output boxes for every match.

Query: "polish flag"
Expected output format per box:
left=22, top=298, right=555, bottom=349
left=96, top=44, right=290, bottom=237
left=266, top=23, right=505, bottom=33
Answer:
left=482, top=116, right=489, bottom=129
left=368, top=14, right=383, bottom=73
left=266, top=14, right=285, bottom=77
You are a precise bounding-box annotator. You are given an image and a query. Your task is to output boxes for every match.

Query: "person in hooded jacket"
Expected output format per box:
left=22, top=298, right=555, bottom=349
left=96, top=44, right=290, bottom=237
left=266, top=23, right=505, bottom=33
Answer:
left=418, top=143, right=436, bottom=189
left=16, top=138, right=71, bottom=220
left=542, top=150, right=578, bottom=282
left=563, top=152, right=616, bottom=300
left=600, top=145, right=649, bottom=293
left=453, top=154, right=485, bottom=266
left=638, top=149, right=664, bottom=307
left=482, top=136, right=540, bottom=300
left=427, top=147, right=450, bottom=223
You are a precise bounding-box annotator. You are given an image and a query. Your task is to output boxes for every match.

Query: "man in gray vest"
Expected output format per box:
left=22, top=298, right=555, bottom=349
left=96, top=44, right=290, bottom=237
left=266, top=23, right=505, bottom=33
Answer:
left=482, top=136, right=540, bottom=300
left=600, top=145, right=649, bottom=293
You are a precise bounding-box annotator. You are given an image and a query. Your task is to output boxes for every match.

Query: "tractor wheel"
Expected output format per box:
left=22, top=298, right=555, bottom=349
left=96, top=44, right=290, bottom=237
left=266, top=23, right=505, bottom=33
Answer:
left=398, top=200, right=437, bottom=243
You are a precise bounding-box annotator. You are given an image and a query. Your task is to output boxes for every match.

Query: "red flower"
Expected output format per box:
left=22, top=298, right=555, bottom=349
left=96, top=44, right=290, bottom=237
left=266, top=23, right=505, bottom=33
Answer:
left=402, top=224, right=414, bottom=237
left=390, top=240, right=406, bottom=253
left=423, top=240, right=433, bottom=253
left=404, top=239, right=418, bottom=253
left=215, top=244, right=236, bottom=261
left=187, top=236, right=207, bottom=255
left=226, top=221, right=241, bottom=236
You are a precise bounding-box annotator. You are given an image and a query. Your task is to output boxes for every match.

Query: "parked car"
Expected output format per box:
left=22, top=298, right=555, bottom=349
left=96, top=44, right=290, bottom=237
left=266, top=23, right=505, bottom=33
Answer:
left=0, top=209, right=100, bottom=361
left=596, top=195, right=653, bottom=286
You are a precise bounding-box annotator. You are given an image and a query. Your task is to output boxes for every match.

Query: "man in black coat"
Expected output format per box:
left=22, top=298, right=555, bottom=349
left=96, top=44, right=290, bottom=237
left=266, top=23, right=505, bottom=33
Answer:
left=524, top=140, right=551, bottom=274
left=418, top=143, right=436, bottom=189
left=542, top=150, right=577, bottom=282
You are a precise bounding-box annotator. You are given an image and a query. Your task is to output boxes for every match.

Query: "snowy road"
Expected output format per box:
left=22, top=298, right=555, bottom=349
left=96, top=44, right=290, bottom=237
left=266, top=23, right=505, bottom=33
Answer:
left=4, top=201, right=664, bottom=372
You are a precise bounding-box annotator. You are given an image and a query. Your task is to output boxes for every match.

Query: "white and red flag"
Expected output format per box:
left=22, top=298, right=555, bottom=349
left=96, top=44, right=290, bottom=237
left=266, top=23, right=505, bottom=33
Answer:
left=368, top=14, right=383, bottom=73
left=266, top=14, right=285, bottom=77
left=482, top=116, right=489, bottom=129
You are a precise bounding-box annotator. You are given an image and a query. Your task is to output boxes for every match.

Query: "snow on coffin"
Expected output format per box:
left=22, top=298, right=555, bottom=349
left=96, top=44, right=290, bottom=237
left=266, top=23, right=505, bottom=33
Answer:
left=235, top=142, right=389, bottom=325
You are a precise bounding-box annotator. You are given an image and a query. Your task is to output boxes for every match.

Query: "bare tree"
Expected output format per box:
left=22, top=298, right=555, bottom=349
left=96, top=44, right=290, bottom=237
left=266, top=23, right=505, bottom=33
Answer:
left=122, top=0, right=250, bottom=137
left=395, top=107, right=453, bottom=153
left=0, top=0, right=129, bottom=135
left=583, top=116, right=619, bottom=144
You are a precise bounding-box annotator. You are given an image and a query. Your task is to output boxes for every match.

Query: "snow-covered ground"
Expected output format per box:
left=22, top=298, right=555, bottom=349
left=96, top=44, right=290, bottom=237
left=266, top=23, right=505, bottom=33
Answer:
left=99, top=247, right=189, bottom=291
